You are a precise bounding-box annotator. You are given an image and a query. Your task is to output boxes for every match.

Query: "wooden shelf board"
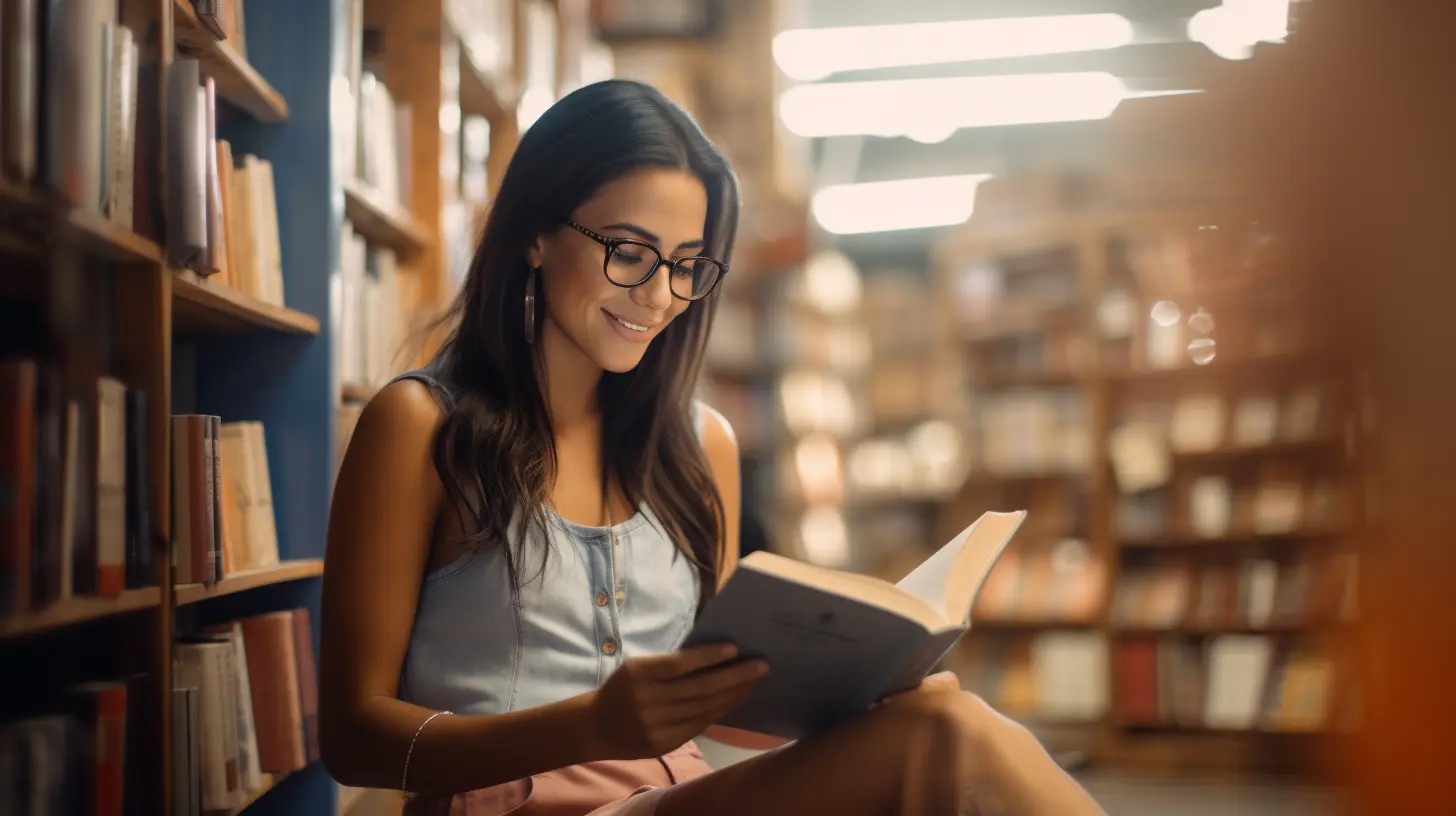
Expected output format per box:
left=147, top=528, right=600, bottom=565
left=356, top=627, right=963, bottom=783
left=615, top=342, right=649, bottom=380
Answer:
left=176, top=559, right=324, bottom=606
left=343, top=179, right=430, bottom=260
left=173, top=273, right=320, bottom=336
left=0, top=179, right=163, bottom=264
left=446, top=9, right=520, bottom=122
left=1120, top=529, right=1350, bottom=548
left=173, top=0, right=289, bottom=123
left=1173, top=436, right=1346, bottom=462
left=1112, top=622, right=1348, bottom=637
left=0, top=587, right=162, bottom=640
left=970, top=619, right=1100, bottom=633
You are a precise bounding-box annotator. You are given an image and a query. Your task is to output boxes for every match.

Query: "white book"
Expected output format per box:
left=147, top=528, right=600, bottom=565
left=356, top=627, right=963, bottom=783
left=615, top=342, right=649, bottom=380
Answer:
left=166, top=58, right=207, bottom=268
left=176, top=643, right=233, bottom=809
left=1203, top=635, right=1275, bottom=730
left=95, top=376, right=126, bottom=594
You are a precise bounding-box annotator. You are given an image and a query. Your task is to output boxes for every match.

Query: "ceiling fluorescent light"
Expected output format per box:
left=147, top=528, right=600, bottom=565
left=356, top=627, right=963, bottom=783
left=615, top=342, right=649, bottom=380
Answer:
left=780, top=72, right=1128, bottom=139
left=811, top=174, right=992, bottom=235
left=773, top=14, right=1135, bottom=82
left=1188, top=0, right=1290, bottom=60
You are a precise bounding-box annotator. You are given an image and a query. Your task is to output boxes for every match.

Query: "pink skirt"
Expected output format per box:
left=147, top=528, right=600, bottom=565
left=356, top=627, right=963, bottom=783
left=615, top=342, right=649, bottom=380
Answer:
left=403, top=741, right=713, bottom=816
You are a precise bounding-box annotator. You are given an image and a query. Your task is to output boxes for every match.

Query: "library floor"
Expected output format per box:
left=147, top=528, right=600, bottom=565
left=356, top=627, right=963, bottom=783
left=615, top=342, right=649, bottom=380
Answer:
left=698, top=740, right=1346, bottom=815
left=1073, top=772, right=1345, bottom=815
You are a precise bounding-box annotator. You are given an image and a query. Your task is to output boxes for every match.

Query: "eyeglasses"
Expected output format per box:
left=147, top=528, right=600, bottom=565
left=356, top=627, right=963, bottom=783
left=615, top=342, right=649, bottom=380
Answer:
left=561, top=219, right=728, bottom=301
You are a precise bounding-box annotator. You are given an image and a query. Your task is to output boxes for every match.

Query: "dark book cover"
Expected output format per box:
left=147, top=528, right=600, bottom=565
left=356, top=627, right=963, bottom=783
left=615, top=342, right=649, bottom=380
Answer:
left=124, top=387, right=152, bottom=589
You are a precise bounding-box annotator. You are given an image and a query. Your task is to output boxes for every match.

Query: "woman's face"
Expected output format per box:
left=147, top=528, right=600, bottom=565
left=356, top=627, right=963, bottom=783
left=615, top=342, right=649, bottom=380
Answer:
left=530, top=166, right=709, bottom=374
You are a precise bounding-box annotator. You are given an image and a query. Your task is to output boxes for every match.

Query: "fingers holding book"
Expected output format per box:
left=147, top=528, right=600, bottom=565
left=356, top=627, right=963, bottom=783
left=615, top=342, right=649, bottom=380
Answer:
left=590, top=643, right=770, bottom=759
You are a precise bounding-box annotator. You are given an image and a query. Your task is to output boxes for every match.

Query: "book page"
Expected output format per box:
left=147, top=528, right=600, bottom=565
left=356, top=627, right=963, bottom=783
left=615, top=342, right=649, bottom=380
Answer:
left=894, top=518, right=982, bottom=621
left=944, top=510, right=1029, bottom=625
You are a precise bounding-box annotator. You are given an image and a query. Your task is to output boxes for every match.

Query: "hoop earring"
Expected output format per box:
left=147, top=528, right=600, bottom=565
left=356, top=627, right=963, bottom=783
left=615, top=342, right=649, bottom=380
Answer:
left=524, top=265, right=539, bottom=344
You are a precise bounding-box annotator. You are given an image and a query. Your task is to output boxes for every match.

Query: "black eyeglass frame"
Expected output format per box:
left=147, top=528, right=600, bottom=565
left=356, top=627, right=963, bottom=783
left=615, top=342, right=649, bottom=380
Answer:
left=560, top=218, right=729, bottom=302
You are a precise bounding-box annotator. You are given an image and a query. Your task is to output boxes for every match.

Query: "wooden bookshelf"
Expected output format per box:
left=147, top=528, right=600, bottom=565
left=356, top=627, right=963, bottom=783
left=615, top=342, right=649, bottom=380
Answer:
left=172, top=273, right=321, bottom=335
left=172, top=0, right=290, bottom=123
left=929, top=196, right=1361, bottom=775
left=0, top=179, right=163, bottom=264
left=0, top=1, right=599, bottom=812
left=175, top=559, right=326, bottom=606
left=0, top=588, right=163, bottom=640
left=343, top=179, right=431, bottom=260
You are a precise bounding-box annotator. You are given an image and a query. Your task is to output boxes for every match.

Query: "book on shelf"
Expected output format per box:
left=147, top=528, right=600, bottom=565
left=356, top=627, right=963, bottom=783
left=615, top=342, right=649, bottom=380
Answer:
left=174, top=683, right=201, bottom=816
left=354, top=72, right=413, bottom=207
left=189, top=0, right=226, bottom=39
left=0, top=674, right=154, bottom=815
left=171, top=416, right=279, bottom=585
left=1, top=360, right=155, bottom=617
left=171, top=607, right=319, bottom=810
left=337, top=221, right=406, bottom=389
left=1114, top=634, right=1347, bottom=733
left=683, top=510, right=1026, bottom=740
left=166, top=62, right=284, bottom=300
left=1, top=0, right=41, bottom=184
left=166, top=58, right=207, bottom=269
left=218, top=420, right=280, bottom=573
left=944, top=630, right=1110, bottom=724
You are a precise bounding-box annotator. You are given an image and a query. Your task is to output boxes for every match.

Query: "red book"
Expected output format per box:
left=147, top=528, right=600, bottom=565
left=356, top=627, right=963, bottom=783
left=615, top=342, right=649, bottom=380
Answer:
left=68, top=681, right=129, bottom=816
left=1114, top=639, right=1160, bottom=725
left=239, top=611, right=306, bottom=772
left=0, top=360, right=36, bottom=614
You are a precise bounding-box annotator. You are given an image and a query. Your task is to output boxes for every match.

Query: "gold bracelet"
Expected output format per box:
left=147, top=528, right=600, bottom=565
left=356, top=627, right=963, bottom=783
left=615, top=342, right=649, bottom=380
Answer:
left=402, top=710, right=451, bottom=792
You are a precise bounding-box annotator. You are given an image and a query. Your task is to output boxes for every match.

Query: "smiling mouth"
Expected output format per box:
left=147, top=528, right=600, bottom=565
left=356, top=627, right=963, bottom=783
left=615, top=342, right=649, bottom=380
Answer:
left=604, top=309, right=656, bottom=333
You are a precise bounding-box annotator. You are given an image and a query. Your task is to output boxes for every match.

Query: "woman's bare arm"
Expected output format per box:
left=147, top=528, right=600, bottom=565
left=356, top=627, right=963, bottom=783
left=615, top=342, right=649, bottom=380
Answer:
left=317, top=381, right=608, bottom=794
left=693, top=407, right=792, bottom=752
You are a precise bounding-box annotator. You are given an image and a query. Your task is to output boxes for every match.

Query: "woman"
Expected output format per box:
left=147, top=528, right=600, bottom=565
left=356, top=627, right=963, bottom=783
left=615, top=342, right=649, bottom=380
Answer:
left=319, top=79, right=1104, bottom=815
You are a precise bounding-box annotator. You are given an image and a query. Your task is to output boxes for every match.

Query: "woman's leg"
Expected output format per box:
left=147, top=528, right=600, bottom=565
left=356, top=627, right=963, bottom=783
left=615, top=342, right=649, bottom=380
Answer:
left=656, top=690, right=1105, bottom=816
left=655, top=689, right=980, bottom=816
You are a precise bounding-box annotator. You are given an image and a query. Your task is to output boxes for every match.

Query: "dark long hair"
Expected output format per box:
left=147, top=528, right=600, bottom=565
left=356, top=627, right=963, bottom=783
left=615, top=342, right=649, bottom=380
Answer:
left=427, top=79, right=739, bottom=608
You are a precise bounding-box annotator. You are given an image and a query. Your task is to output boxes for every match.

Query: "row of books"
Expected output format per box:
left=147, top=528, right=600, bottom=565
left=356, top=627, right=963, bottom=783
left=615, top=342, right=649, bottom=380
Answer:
left=337, top=3, right=412, bottom=211
left=1110, top=551, right=1358, bottom=631
left=174, top=607, right=319, bottom=814
left=1109, top=386, right=1338, bottom=495
left=168, top=57, right=285, bottom=306
left=0, top=0, right=142, bottom=229
left=337, top=221, right=406, bottom=390
left=947, top=631, right=1109, bottom=724
left=0, top=675, right=153, bottom=815
left=972, top=540, right=1106, bottom=625
left=1, top=360, right=153, bottom=615
left=185, top=0, right=248, bottom=51
left=1115, top=635, right=1355, bottom=733
left=971, top=389, right=1090, bottom=477
left=171, top=416, right=280, bottom=585
left=1116, top=474, right=1350, bottom=542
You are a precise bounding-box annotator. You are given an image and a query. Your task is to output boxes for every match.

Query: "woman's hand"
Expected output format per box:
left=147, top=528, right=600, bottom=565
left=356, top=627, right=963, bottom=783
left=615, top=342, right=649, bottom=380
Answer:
left=589, top=644, right=769, bottom=760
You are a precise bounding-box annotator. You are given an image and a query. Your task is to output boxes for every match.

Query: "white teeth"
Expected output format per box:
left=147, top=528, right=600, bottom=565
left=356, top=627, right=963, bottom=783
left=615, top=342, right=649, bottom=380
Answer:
left=614, top=316, right=649, bottom=332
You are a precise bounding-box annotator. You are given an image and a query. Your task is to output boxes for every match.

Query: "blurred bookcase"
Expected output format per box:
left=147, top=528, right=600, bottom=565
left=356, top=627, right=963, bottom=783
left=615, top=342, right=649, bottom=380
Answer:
left=0, top=1, right=601, bottom=814
left=924, top=172, right=1362, bottom=776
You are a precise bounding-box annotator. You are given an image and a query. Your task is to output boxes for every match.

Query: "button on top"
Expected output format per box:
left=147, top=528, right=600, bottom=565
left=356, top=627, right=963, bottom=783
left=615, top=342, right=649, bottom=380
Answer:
left=602, top=640, right=618, bottom=655
left=594, top=591, right=609, bottom=607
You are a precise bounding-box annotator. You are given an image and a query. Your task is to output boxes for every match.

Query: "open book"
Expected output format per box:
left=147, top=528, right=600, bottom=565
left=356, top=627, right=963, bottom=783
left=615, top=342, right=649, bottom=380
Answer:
left=684, top=510, right=1027, bottom=740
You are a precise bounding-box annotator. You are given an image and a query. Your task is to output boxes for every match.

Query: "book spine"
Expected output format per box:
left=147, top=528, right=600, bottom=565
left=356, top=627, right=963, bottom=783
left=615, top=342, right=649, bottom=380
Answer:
left=123, top=387, right=152, bottom=589
left=209, top=415, right=222, bottom=581
left=95, top=376, right=126, bottom=596
left=0, top=360, right=36, bottom=614
left=1, top=0, right=40, bottom=182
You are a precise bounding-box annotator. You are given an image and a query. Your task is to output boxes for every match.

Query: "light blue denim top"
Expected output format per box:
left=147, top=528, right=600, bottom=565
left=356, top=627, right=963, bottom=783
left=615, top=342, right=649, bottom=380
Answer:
left=391, top=367, right=703, bottom=715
